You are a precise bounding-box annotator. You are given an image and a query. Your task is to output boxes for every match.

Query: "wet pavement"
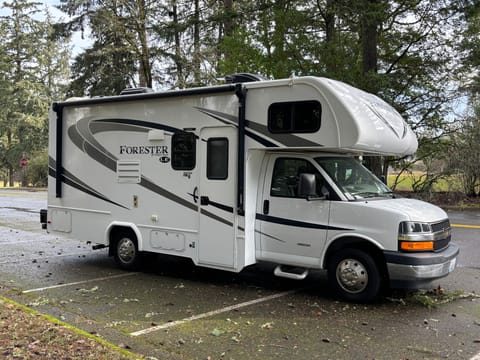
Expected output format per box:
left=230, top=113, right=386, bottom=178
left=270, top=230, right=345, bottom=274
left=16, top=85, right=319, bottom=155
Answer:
left=0, top=189, right=479, bottom=359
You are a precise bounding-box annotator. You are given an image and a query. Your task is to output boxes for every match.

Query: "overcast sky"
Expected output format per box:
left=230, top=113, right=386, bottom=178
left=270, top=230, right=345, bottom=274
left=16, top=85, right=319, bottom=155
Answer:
left=1, top=0, right=90, bottom=55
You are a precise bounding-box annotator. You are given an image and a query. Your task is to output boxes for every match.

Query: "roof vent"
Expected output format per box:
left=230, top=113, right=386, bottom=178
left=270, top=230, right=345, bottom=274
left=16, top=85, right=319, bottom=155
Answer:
left=224, top=73, right=265, bottom=84
left=120, top=87, right=154, bottom=95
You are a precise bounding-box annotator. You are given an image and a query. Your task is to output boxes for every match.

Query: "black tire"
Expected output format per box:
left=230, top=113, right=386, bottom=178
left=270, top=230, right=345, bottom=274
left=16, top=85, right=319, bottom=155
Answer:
left=327, top=248, right=382, bottom=303
left=113, top=233, right=142, bottom=271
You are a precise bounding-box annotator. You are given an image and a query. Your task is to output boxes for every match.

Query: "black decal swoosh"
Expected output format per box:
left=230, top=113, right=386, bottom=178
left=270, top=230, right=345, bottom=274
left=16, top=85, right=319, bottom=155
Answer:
left=254, top=229, right=286, bottom=243
left=201, top=209, right=233, bottom=227
left=196, top=107, right=320, bottom=147
left=55, top=115, right=238, bottom=229
left=206, top=199, right=234, bottom=213
left=140, top=176, right=197, bottom=212
left=61, top=117, right=233, bottom=229
left=256, top=213, right=351, bottom=231
left=48, top=158, right=128, bottom=209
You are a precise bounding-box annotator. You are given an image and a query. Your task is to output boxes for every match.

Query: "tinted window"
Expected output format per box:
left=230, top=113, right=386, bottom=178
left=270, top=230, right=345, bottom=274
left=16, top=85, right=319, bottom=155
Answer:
left=172, top=132, right=196, bottom=170
left=207, top=138, right=228, bottom=180
left=315, top=157, right=391, bottom=199
left=270, top=158, right=322, bottom=197
left=268, top=100, right=321, bottom=133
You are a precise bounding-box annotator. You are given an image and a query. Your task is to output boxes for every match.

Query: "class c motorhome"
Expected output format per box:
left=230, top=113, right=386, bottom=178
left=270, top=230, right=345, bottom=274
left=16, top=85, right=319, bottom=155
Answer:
left=40, top=74, right=458, bottom=302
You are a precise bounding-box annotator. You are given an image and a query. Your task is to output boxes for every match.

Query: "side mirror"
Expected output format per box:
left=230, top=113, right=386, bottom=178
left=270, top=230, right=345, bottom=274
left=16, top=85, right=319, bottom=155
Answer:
left=298, top=173, right=317, bottom=198
left=298, top=173, right=330, bottom=201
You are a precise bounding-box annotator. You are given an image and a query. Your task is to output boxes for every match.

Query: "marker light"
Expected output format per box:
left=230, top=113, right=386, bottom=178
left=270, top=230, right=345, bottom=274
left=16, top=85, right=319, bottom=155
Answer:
left=400, top=241, right=434, bottom=251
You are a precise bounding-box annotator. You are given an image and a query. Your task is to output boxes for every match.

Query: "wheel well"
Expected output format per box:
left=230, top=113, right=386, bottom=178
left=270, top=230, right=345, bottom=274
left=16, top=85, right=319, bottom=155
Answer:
left=108, top=226, right=137, bottom=257
left=323, top=237, right=388, bottom=280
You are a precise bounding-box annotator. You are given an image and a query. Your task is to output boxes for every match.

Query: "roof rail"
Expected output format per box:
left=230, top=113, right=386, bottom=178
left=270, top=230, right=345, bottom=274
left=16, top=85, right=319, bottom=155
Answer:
left=225, top=73, right=265, bottom=84
left=120, top=87, right=154, bottom=95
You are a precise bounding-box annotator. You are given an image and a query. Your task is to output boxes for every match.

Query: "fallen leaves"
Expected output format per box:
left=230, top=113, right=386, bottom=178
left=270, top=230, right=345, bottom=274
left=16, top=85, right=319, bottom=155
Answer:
left=211, top=328, right=226, bottom=337
left=0, top=299, right=139, bottom=359
left=78, top=286, right=99, bottom=294
left=261, top=322, right=273, bottom=330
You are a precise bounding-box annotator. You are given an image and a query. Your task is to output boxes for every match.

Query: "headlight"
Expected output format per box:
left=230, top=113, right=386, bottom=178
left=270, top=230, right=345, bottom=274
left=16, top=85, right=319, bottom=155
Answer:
left=399, top=221, right=431, bottom=234
left=398, top=221, right=434, bottom=251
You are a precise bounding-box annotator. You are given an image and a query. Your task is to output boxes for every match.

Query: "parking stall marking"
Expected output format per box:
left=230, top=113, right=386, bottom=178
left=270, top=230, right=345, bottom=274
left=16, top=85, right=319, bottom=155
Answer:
left=130, top=288, right=299, bottom=337
left=0, top=251, right=100, bottom=265
left=22, top=272, right=138, bottom=293
left=452, top=223, right=480, bottom=229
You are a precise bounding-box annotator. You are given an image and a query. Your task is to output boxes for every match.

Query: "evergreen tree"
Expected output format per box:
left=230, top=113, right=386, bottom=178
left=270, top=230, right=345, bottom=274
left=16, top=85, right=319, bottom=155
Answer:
left=0, top=0, right=70, bottom=186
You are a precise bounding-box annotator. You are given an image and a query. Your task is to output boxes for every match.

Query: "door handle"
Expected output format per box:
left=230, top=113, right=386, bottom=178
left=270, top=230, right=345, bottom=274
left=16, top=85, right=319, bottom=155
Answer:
left=200, top=196, right=210, bottom=206
left=263, top=200, right=270, bottom=214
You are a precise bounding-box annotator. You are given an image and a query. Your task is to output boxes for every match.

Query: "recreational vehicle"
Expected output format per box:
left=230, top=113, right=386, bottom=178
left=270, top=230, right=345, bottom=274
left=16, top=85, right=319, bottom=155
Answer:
left=40, top=74, right=458, bottom=302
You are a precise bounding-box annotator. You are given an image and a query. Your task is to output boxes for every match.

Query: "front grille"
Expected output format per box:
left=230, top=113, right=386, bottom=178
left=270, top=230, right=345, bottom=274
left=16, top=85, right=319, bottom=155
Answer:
left=432, top=219, right=451, bottom=251
left=431, top=219, right=450, bottom=233
left=434, top=235, right=451, bottom=251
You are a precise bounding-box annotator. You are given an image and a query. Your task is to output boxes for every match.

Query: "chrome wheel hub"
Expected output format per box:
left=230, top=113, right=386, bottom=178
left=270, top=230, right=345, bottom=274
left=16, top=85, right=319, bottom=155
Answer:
left=336, top=258, right=368, bottom=294
left=118, top=238, right=135, bottom=263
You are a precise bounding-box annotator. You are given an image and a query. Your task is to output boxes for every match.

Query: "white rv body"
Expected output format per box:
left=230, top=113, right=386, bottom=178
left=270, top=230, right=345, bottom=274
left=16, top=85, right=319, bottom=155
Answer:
left=42, top=76, right=458, bottom=302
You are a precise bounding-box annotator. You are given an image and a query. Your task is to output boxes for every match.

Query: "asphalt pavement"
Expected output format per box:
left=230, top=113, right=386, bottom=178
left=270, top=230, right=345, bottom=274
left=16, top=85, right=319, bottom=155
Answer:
left=0, top=189, right=479, bottom=359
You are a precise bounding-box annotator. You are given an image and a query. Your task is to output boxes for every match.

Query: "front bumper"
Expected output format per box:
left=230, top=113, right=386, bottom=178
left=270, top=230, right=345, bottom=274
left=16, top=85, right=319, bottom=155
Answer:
left=384, top=243, right=459, bottom=289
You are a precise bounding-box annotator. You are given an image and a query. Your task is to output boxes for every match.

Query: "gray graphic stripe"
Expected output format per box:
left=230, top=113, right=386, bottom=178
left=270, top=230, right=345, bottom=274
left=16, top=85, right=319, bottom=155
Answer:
left=90, top=122, right=149, bottom=134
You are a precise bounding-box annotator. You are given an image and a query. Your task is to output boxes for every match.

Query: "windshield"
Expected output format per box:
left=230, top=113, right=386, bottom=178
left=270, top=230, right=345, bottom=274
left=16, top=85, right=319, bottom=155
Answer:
left=315, top=157, right=392, bottom=200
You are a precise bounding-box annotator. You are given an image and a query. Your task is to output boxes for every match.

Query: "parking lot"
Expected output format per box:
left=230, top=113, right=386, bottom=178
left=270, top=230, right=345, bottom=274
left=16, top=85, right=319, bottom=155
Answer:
left=1, top=189, right=479, bottom=359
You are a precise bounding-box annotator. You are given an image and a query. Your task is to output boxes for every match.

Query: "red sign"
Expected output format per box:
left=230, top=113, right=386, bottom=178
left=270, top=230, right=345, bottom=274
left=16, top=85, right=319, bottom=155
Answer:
left=20, top=157, right=28, bottom=167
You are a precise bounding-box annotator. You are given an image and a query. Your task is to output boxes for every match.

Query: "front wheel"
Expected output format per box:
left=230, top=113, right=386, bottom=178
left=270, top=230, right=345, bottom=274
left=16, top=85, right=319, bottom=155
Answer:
left=113, top=234, right=142, bottom=270
left=327, top=248, right=382, bottom=303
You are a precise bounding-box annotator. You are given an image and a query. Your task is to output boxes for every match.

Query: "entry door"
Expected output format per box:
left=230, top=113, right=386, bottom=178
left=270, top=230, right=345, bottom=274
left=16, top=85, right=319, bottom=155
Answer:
left=198, top=126, right=237, bottom=268
left=258, top=155, right=329, bottom=267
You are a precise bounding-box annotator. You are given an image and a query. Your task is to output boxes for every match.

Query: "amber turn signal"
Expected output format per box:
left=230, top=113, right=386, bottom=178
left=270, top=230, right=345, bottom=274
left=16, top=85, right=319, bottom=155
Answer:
left=400, top=241, right=434, bottom=251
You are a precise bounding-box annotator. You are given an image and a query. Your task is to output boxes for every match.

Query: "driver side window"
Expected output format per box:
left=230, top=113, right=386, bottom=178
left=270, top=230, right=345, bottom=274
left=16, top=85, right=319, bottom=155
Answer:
left=270, top=158, right=322, bottom=198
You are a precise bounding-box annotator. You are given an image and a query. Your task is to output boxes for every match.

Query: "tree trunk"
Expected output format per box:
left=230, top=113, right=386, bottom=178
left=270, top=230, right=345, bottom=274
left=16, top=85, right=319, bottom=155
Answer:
left=193, top=0, right=201, bottom=85
left=8, top=166, right=14, bottom=187
left=360, top=0, right=383, bottom=178
left=136, top=0, right=151, bottom=88
left=224, top=0, right=234, bottom=37
left=324, top=0, right=337, bottom=74
left=171, top=1, right=185, bottom=88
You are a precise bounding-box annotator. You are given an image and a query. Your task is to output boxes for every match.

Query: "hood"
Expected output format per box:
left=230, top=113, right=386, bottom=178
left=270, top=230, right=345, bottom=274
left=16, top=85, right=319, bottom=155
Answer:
left=353, top=197, right=448, bottom=223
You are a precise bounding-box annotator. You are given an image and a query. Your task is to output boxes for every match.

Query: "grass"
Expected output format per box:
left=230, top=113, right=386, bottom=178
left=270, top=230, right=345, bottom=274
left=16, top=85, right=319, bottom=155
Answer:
left=0, top=295, right=143, bottom=359
left=405, top=288, right=480, bottom=309
left=388, top=173, right=463, bottom=192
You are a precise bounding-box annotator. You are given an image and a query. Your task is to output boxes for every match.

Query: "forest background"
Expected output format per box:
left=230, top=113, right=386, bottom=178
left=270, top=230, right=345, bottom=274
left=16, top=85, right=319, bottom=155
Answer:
left=1, top=0, right=480, bottom=199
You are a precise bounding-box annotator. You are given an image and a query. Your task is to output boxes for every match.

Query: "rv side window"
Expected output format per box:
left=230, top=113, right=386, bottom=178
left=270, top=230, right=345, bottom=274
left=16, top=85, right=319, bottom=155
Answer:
left=172, top=133, right=196, bottom=170
left=268, top=100, right=321, bottom=133
left=207, top=138, right=228, bottom=180
left=270, top=158, right=321, bottom=197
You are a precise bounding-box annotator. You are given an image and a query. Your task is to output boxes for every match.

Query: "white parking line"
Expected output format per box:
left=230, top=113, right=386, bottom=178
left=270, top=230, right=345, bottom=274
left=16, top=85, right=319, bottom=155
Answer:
left=0, top=251, right=99, bottom=265
left=0, top=239, right=53, bottom=245
left=130, top=288, right=299, bottom=337
left=22, top=272, right=138, bottom=293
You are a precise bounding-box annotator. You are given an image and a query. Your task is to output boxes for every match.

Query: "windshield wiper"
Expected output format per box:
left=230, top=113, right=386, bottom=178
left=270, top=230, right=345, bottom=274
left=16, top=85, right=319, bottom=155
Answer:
left=354, top=191, right=395, bottom=199
left=353, top=192, right=382, bottom=198
left=383, top=191, right=396, bottom=198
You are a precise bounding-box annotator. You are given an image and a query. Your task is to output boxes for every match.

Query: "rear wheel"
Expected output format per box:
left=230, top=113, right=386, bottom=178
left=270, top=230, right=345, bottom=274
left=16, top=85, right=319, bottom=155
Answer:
left=113, top=233, right=142, bottom=270
left=327, top=248, right=381, bottom=303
